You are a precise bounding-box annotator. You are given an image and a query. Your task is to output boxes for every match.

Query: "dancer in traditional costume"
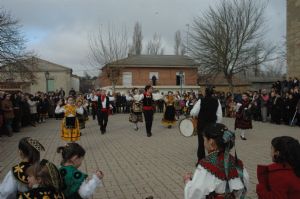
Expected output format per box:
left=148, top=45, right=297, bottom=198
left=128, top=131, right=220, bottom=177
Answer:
left=97, top=89, right=112, bottom=134
left=174, top=91, right=182, bottom=120
left=184, top=123, right=249, bottom=199
left=139, top=85, right=162, bottom=137
left=55, top=96, right=83, bottom=142
left=0, top=137, right=45, bottom=199
left=76, top=98, right=85, bottom=130
left=57, top=143, right=103, bottom=199
left=17, top=159, right=64, bottom=199
left=129, top=88, right=143, bottom=131
left=235, top=93, right=252, bottom=140
left=161, top=91, right=176, bottom=128
left=190, top=87, right=222, bottom=162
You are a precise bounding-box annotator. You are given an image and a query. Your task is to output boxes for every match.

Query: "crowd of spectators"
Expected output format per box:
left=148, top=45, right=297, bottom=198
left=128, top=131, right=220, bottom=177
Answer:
left=0, top=88, right=82, bottom=137
left=1, top=77, right=299, bottom=137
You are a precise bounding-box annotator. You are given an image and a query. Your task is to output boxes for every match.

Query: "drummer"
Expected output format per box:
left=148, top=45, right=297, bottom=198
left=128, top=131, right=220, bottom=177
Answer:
left=55, top=96, right=84, bottom=142
left=190, top=87, right=222, bottom=164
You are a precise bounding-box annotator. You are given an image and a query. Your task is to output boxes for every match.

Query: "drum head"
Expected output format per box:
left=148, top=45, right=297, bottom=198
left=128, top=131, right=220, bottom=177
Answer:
left=179, top=119, right=194, bottom=137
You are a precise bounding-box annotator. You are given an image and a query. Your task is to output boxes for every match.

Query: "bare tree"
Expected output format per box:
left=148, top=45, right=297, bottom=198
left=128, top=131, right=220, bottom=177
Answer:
left=180, top=44, right=187, bottom=56
left=263, top=57, right=285, bottom=78
left=129, top=22, right=143, bottom=55
left=174, top=30, right=182, bottom=55
left=189, top=0, right=275, bottom=92
left=89, top=24, right=129, bottom=92
left=146, top=33, right=164, bottom=55
left=0, top=8, right=36, bottom=82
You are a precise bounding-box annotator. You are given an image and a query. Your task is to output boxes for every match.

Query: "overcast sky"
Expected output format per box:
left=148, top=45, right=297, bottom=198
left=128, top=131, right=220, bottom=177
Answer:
left=1, top=0, right=286, bottom=76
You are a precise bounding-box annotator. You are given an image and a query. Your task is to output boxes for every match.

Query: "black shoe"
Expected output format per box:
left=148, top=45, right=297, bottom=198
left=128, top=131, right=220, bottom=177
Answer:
left=240, top=136, right=247, bottom=140
left=168, top=125, right=172, bottom=129
left=134, top=127, right=138, bottom=131
left=147, top=133, right=152, bottom=137
left=101, top=130, right=105, bottom=134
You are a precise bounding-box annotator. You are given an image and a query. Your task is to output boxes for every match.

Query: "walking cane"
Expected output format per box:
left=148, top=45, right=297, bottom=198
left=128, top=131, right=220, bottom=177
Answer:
left=290, top=108, right=298, bottom=126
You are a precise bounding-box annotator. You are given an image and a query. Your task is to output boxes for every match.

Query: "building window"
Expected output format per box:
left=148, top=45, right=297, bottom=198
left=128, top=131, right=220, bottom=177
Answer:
left=122, top=72, right=132, bottom=86
left=47, top=79, right=55, bottom=92
left=149, top=72, right=159, bottom=86
left=176, top=72, right=185, bottom=86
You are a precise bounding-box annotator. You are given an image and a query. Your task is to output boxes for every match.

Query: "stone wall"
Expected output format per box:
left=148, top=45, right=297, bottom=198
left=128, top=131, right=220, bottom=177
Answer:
left=287, top=0, right=300, bottom=78
left=30, top=71, right=72, bottom=94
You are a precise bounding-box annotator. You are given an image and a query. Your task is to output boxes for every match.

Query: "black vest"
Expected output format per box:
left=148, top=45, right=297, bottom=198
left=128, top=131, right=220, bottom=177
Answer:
left=97, top=96, right=110, bottom=111
left=197, top=97, right=219, bottom=132
left=143, top=94, right=153, bottom=106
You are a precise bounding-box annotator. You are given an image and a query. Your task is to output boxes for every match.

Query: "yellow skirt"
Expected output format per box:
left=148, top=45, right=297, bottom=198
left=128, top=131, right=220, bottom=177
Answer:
left=61, top=117, right=80, bottom=142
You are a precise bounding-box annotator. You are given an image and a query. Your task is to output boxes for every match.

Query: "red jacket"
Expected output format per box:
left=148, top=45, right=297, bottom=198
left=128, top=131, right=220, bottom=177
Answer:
left=256, top=163, right=300, bottom=199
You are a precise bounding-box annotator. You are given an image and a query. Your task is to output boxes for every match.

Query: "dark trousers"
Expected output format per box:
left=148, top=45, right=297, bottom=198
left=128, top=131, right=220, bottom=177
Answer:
left=92, top=107, right=97, bottom=120
left=197, top=132, right=205, bottom=161
left=97, top=111, right=108, bottom=132
left=143, top=110, right=153, bottom=135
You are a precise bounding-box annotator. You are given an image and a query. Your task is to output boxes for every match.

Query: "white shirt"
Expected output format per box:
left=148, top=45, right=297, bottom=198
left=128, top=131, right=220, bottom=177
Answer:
left=184, top=165, right=249, bottom=199
left=190, top=99, right=223, bottom=123
left=78, top=174, right=103, bottom=199
left=0, top=171, right=29, bottom=199
left=55, top=105, right=84, bottom=116
left=91, top=95, right=98, bottom=102
left=133, top=94, right=143, bottom=102
left=98, top=97, right=113, bottom=109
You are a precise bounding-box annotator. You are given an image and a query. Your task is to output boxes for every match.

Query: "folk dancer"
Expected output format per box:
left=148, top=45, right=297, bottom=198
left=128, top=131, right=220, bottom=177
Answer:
left=97, top=89, right=112, bottom=134
left=174, top=91, right=182, bottom=120
left=129, top=88, right=143, bottom=131
left=76, top=98, right=86, bottom=130
left=140, top=85, right=162, bottom=137
left=58, top=143, right=104, bottom=199
left=90, top=91, right=98, bottom=120
left=0, top=137, right=45, bottom=199
left=190, top=87, right=222, bottom=162
left=55, top=96, right=83, bottom=142
left=235, top=93, right=253, bottom=140
left=17, top=159, right=64, bottom=199
left=184, top=124, right=249, bottom=199
left=161, top=91, right=176, bottom=128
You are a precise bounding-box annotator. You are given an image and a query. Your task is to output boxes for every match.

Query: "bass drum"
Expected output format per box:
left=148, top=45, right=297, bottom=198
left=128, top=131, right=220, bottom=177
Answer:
left=179, top=118, right=197, bottom=137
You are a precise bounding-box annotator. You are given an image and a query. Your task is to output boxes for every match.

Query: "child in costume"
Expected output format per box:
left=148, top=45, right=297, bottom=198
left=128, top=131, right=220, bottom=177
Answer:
left=55, top=96, right=83, bottom=142
left=57, top=143, right=104, bottom=199
left=0, top=137, right=45, bottom=199
left=256, top=136, right=300, bottom=199
left=184, top=123, right=249, bottom=199
left=17, top=159, right=64, bottom=199
left=161, top=91, right=176, bottom=128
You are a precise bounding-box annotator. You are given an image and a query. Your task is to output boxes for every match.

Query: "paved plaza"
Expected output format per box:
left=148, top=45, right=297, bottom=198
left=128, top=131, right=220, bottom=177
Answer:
left=1, top=113, right=300, bottom=199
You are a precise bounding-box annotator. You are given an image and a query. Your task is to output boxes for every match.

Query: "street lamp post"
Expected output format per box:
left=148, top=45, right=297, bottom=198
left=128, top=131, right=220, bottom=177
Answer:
left=44, top=71, right=50, bottom=93
left=179, top=71, right=183, bottom=96
left=186, top=24, right=190, bottom=55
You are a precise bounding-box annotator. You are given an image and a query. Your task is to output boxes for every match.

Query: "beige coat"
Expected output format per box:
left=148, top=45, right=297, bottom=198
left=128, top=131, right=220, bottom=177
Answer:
left=1, top=99, right=14, bottom=119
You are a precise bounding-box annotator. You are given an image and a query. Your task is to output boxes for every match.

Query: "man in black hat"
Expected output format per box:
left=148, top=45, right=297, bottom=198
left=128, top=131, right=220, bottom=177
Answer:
left=190, top=87, right=223, bottom=163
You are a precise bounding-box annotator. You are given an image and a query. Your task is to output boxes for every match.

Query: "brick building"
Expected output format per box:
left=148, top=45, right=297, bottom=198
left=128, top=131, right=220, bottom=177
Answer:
left=99, top=55, right=200, bottom=93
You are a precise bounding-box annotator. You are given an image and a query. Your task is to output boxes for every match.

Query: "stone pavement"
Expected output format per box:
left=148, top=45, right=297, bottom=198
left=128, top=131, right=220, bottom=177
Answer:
left=1, top=113, right=300, bottom=199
